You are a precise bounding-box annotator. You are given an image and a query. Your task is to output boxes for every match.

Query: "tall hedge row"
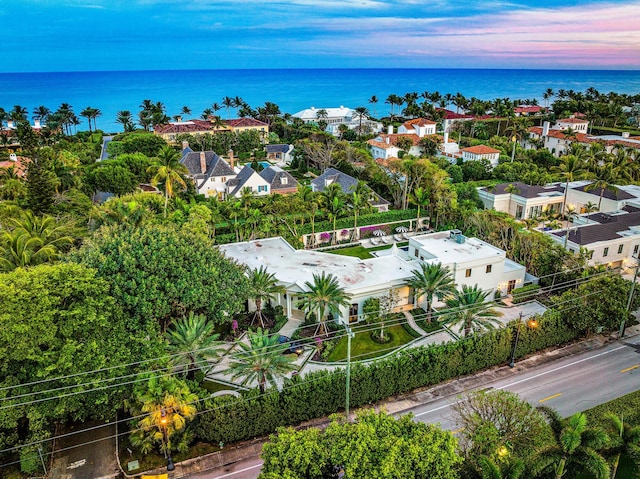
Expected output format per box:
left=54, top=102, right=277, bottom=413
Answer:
left=194, top=309, right=580, bottom=444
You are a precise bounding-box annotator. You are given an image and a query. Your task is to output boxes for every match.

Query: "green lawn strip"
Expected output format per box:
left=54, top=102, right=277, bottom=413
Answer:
left=326, top=318, right=416, bottom=362
left=202, top=380, right=239, bottom=394
left=326, top=242, right=409, bottom=260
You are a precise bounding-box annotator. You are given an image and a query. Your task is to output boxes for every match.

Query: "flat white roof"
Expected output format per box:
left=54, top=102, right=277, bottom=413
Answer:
left=410, top=231, right=505, bottom=265
left=218, top=237, right=417, bottom=295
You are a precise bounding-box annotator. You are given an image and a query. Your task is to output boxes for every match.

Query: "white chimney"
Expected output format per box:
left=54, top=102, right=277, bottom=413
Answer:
left=9, top=153, right=17, bottom=161
left=34, top=119, right=41, bottom=129
left=542, top=121, right=550, bottom=136
left=622, top=132, right=630, bottom=139
left=387, top=125, right=393, bottom=134
left=181, top=140, right=189, bottom=151
left=228, top=149, right=235, bottom=170
left=444, top=131, right=449, bottom=144
left=7, top=120, right=14, bottom=129
left=200, top=151, right=207, bottom=174
left=385, top=136, right=390, bottom=144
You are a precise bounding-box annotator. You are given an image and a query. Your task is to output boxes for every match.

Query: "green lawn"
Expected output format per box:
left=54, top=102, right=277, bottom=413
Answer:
left=326, top=318, right=417, bottom=362
left=327, top=242, right=409, bottom=260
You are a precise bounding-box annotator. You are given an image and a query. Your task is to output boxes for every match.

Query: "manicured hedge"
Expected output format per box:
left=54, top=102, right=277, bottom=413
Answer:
left=194, top=309, right=580, bottom=444
left=511, top=284, right=542, bottom=304
left=298, top=209, right=419, bottom=236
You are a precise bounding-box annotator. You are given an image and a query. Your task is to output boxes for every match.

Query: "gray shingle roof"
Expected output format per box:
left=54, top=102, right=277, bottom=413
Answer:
left=266, top=144, right=291, bottom=154
left=552, top=210, right=640, bottom=245
left=481, top=182, right=564, bottom=199
left=571, top=183, right=635, bottom=201
left=311, top=168, right=389, bottom=206
left=180, top=151, right=235, bottom=180
left=260, top=165, right=298, bottom=191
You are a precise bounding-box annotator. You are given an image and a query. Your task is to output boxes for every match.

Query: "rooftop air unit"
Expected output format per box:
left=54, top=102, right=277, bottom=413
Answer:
left=449, top=229, right=465, bottom=244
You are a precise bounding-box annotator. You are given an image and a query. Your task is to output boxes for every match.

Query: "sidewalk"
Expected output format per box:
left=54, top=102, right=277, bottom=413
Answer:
left=136, top=324, right=640, bottom=478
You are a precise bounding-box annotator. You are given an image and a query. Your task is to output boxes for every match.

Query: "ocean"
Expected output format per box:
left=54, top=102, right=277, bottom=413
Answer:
left=1, top=68, right=640, bottom=133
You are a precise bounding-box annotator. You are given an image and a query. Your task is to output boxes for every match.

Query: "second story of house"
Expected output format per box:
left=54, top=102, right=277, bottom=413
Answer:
left=549, top=208, right=640, bottom=267
left=180, top=148, right=237, bottom=198
left=265, top=144, right=294, bottom=164
left=259, top=165, right=299, bottom=195
left=226, top=165, right=270, bottom=198
left=478, top=182, right=565, bottom=220
left=555, top=117, right=589, bottom=133
left=398, top=118, right=437, bottom=137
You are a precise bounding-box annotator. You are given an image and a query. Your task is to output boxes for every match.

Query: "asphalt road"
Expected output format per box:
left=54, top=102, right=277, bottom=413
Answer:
left=189, top=335, right=640, bottom=479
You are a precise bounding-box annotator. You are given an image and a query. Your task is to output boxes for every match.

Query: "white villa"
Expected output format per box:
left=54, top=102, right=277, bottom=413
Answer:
left=460, top=145, right=502, bottom=168
left=219, top=230, right=529, bottom=325
left=478, top=182, right=565, bottom=220
left=292, top=106, right=382, bottom=137
left=367, top=119, right=439, bottom=160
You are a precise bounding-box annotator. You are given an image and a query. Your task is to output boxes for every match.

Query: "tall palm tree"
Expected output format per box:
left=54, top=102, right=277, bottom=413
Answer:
left=406, top=262, right=455, bottom=323
left=80, top=107, right=95, bottom=133
left=348, top=181, right=373, bottom=242
left=297, top=272, right=351, bottom=336
left=445, top=285, right=502, bottom=337
left=410, top=186, right=430, bottom=230
left=321, top=183, right=346, bottom=245
left=552, top=154, right=585, bottom=220
left=116, top=110, right=134, bottom=132
left=354, top=106, right=369, bottom=140
left=166, top=312, right=221, bottom=381
left=228, top=328, right=296, bottom=393
left=601, top=412, right=640, bottom=479
left=478, top=456, right=524, bottom=479
left=180, top=106, right=191, bottom=117
left=532, top=408, right=609, bottom=479
left=222, top=96, right=234, bottom=119
left=585, top=161, right=624, bottom=211
left=247, top=266, right=285, bottom=328
left=368, top=95, right=379, bottom=118
left=147, top=146, right=189, bottom=217
left=32, top=105, right=51, bottom=122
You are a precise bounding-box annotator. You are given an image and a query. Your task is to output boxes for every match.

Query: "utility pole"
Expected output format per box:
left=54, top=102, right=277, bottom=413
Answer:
left=619, top=255, right=639, bottom=339
left=345, top=324, right=355, bottom=420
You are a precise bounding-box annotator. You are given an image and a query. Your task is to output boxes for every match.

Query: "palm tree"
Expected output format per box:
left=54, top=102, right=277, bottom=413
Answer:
left=410, top=186, right=430, bottom=230
left=354, top=106, right=369, bottom=140
left=552, top=154, right=585, bottom=220
left=228, top=328, right=296, bottom=393
left=406, top=262, right=455, bottom=323
left=321, top=183, right=346, bottom=245
left=80, top=107, right=95, bottom=133
left=348, top=181, right=373, bottom=242
left=368, top=95, right=379, bottom=118
left=543, top=88, right=555, bottom=108
left=297, top=272, right=351, bottom=336
left=247, top=266, right=285, bottom=328
left=180, top=106, right=191, bottom=117
left=532, top=408, right=609, bottom=479
left=32, top=105, right=51, bottom=123
left=129, top=375, right=198, bottom=455
left=601, top=412, right=640, bottom=479
left=166, top=312, right=221, bottom=380
left=478, top=456, right=524, bottom=479
left=222, top=96, right=234, bottom=119
left=116, top=110, right=134, bottom=132
left=585, top=161, right=624, bottom=211
left=147, top=146, right=189, bottom=217
left=445, top=285, right=502, bottom=337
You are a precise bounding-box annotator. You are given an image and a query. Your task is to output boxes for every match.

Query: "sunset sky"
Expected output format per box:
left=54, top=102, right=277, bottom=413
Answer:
left=2, top=0, right=639, bottom=72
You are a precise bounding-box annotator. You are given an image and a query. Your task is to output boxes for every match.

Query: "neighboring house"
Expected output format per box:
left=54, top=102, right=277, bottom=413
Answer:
left=555, top=117, right=589, bottom=133
left=292, top=106, right=382, bottom=136
left=549, top=207, right=640, bottom=268
left=478, top=182, right=565, bottom=219
left=460, top=145, right=501, bottom=167
left=226, top=165, right=270, bottom=198
left=219, top=230, right=529, bottom=324
left=154, top=120, right=222, bottom=142
left=224, top=118, right=269, bottom=141
left=514, top=105, right=547, bottom=116
left=259, top=165, right=299, bottom=195
left=437, top=108, right=475, bottom=134
left=310, top=167, right=390, bottom=212
left=367, top=121, right=440, bottom=160
left=265, top=144, right=294, bottom=165
left=180, top=147, right=236, bottom=199
left=0, top=154, right=28, bottom=177
left=565, top=181, right=638, bottom=213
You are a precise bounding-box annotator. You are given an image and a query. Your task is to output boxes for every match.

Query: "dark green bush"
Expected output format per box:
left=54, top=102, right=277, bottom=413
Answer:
left=511, top=283, right=541, bottom=304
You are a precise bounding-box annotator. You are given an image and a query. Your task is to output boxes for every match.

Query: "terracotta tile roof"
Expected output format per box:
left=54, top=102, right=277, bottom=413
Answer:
left=528, top=127, right=592, bottom=143
left=402, top=118, right=436, bottom=130
left=224, top=118, right=268, bottom=128
left=514, top=106, right=545, bottom=114
left=154, top=120, right=222, bottom=135
left=557, top=117, right=589, bottom=124
left=462, top=145, right=501, bottom=155
left=367, top=139, right=394, bottom=150
left=435, top=108, right=474, bottom=120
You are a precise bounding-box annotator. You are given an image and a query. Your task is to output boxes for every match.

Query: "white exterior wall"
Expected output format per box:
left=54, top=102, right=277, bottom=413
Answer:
left=230, top=173, right=270, bottom=198
left=200, top=174, right=236, bottom=198
left=461, top=151, right=500, bottom=167
left=556, top=120, right=588, bottom=133
left=549, top=232, right=640, bottom=267
left=565, top=188, right=622, bottom=213
left=370, top=145, right=399, bottom=159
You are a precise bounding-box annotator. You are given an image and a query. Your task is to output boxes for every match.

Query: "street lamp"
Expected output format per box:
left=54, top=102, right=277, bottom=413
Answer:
left=509, top=313, right=538, bottom=368
left=345, top=324, right=355, bottom=420
left=619, top=255, right=639, bottom=338
left=160, top=408, right=175, bottom=472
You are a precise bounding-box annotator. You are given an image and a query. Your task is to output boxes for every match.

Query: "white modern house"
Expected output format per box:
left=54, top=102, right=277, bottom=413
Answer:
left=478, top=182, right=565, bottom=219
left=219, top=230, right=529, bottom=324
left=292, top=106, right=382, bottom=136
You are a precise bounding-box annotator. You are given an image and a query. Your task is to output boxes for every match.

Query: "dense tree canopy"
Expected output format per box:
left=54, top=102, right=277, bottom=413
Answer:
left=70, top=223, right=249, bottom=332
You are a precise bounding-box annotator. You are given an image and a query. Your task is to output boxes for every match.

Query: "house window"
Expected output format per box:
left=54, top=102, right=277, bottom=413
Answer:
left=349, top=303, right=358, bottom=323
left=486, top=265, right=492, bottom=273
left=221, top=177, right=227, bottom=183
left=618, top=244, right=624, bottom=254
left=258, top=185, right=267, bottom=192
left=634, top=245, right=639, bottom=255
left=603, top=247, right=609, bottom=257
left=281, top=177, right=288, bottom=185
left=465, top=268, right=472, bottom=277
left=414, top=249, right=418, bottom=258
left=588, top=250, right=594, bottom=260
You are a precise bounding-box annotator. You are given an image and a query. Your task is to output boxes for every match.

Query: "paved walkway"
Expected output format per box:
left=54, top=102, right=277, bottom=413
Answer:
left=403, top=310, right=427, bottom=335
left=278, top=318, right=303, bottom=338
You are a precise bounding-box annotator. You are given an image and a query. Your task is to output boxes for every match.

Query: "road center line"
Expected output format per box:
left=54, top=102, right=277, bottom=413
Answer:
left=539, top=393, right=562, bottom=403
left=621, top=364, right=639, bottom=373
left=413, top=345, right=626, bottom=418
left=214, top=463, right=263, bottom=478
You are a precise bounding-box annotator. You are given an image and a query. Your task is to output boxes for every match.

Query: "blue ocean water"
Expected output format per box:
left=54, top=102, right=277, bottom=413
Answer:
left=1, top=68, right=639, bottom=133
